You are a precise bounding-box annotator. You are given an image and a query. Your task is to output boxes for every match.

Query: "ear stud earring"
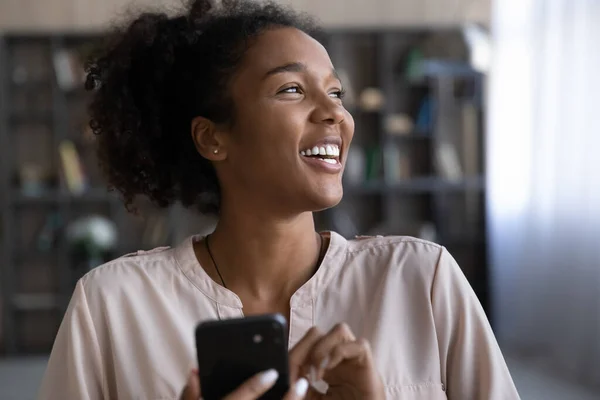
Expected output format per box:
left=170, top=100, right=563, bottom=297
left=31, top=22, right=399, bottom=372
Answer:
left=213, top=149, right=219, bottom=154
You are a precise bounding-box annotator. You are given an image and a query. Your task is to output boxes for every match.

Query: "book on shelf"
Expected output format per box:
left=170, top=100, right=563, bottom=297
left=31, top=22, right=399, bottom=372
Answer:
left=404, top=48, right=425, bottom=82
left=365, top=147, right=382, bottom=181
left=418, top=222, right=438, bottom=243
left=461, top=102, right=479, bottom=176
left=358, top=87, right=385, bottom=112
left=345, top=147, right=366, bottom=184
left=461, top=101, right=481, bottom=234
left=36, top=213, right=63, bottom=252
left=384, top=146, right=411, bottom=182
left=58, top=140, right=88, bottom=195
left=384, top=114, right=415, bottom=136
left=435, top=142, right=463, bottom=181
left=53, top=48, right=85, bottom=91
left=141, top=213, right=171, bottom=248
left=415, top=96, right=435, bottom=133
left=18, top=163, right=52, bottom=196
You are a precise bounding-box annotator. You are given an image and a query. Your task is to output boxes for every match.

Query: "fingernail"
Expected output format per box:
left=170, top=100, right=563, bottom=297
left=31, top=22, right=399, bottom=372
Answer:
left=320, top=356, right=330, bottom=370
left=259, top=369, right=279, bottom=386
left=295, top=378, right=309, bottom=397
left=308, top=366, right=316, bottom=383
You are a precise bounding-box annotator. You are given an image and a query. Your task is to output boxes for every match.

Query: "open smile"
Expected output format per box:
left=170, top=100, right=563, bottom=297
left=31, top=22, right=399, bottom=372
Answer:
left=299, top=137, right=343, bottom=172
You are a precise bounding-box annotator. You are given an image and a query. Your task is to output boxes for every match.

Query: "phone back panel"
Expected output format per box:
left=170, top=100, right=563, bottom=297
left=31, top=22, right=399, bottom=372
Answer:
left=195, top=314, right=290, bottom=400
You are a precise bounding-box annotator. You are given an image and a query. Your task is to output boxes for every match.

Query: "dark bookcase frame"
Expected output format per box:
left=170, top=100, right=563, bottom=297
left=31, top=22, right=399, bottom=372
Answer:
left=0, top=28, right=489, bottom=354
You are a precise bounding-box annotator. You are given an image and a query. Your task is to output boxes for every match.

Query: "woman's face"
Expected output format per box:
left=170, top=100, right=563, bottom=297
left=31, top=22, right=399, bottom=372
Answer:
left=218, top=27, right=354, bottom=215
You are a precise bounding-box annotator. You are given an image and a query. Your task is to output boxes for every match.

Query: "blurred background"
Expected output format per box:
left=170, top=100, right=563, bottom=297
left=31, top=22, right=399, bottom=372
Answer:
left=0, top=0, right=599, bottom=398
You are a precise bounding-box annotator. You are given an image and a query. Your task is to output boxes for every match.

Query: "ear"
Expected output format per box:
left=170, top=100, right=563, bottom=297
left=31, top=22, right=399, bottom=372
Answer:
left=191, top=116, right=227, bottom=161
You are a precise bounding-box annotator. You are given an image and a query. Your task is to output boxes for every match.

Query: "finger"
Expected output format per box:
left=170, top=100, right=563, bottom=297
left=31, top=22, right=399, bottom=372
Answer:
left=282, top=378, right=310, bottom=400
left=288, top=327, right=324, bottom=379
left=179, top=369, right=201, bottom=400
left=308, top=323, right=356, bottom=379
left=222, top=369, right=279, bottom=400
left=325, top=339, right=373, bottom=373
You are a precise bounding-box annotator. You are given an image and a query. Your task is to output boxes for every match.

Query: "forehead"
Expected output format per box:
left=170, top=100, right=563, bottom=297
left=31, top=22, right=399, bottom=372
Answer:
left=237, top=27, right=334, bottom=78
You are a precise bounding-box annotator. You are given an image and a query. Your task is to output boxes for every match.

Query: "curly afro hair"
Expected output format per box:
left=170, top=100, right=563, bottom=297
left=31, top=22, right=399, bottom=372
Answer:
left=86, top=0, right=321, bottom=214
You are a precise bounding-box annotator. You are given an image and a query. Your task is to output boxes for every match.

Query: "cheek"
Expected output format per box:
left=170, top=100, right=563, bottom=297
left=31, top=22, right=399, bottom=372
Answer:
left=228, top=106, right=306, bottom=177
left=235, top=102, right=306, bottom=150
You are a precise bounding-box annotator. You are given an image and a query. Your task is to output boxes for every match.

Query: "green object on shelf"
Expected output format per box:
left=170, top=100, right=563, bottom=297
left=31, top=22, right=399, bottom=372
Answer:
left=36, top=212, right=63, bottom=252
left=365, top=146, right=381, bottom=181
left=405, top=48, right=424, bottom=81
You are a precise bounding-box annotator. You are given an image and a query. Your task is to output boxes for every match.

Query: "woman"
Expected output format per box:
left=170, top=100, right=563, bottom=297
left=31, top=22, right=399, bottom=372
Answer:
left=39, top=0, right=520, bottom=399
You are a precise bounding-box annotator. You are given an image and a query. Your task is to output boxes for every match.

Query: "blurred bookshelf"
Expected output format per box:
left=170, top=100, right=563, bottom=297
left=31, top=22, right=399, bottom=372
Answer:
left=314, top=29, right=489, bottom=319
left=0, top=28, right=489, bottom=354
left=0, top=33, right=217, bottom=354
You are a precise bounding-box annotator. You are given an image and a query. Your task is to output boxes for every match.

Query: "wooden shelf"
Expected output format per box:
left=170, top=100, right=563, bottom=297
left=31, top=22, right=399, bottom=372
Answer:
left=345, top=176, right=485, bottom=194
left=9, top=80, right=52, bottom=89
left=438, top=236, right=487, bottom=246
left=12, top=293, right=60, bottom=311
left=9, top=112, right=53, bottom=124
left=386, top=132, right=432, bottom=141
left=409, top=59, right=482, bottom=82
left=11, top=188, right=117, bottom=205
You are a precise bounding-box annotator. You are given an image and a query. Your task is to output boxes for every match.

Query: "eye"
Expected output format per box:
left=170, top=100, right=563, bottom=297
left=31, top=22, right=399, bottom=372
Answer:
left=279, top=85, right=302, bottom=94
left=330, top=88, right=346, bottom=100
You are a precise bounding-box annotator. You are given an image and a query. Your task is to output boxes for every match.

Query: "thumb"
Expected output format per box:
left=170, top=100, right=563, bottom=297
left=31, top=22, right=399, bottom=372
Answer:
left=180, top=369, right=201, bottom=400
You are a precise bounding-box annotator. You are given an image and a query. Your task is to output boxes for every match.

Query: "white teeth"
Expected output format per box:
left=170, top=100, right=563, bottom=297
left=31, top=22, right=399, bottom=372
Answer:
left=300, top=144, right=341, bottom=156
left=322, top=158, right=337, bottom=164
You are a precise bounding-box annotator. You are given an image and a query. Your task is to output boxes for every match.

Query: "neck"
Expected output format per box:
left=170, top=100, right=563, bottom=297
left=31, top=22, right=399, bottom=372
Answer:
left=205, top=203, right=322, bottom=302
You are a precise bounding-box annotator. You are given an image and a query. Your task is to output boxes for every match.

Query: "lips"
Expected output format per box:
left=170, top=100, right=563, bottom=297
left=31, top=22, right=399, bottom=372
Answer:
left=299, top=137, right=343, bottom=172
left=299, top=136, right=343, bottom=163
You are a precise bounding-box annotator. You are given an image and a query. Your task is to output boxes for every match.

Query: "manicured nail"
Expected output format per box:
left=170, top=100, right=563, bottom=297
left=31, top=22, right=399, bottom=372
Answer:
left=309, top=366, right=316, bottom=383
left=320, top=356, right=330, bottom=370
left=259, top=369, right=279, bottom=386
left=295, top=378, right=309, bottom=397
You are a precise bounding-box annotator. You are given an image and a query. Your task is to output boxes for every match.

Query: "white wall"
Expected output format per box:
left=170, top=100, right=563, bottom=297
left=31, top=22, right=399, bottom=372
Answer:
left=0, top=0, right=490, bottom=31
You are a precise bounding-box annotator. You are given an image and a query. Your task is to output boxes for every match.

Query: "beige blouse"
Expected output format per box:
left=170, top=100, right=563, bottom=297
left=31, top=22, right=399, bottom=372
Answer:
left=38, top=232, right=520, bottom=399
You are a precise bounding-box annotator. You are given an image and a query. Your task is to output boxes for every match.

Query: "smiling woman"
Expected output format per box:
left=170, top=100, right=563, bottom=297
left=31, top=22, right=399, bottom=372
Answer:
left=38, top=1, right=519, bottom=399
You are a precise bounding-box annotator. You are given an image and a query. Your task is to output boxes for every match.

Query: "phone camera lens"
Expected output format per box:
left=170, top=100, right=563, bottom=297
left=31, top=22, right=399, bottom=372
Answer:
left=253, top=334, right=263, bottom=344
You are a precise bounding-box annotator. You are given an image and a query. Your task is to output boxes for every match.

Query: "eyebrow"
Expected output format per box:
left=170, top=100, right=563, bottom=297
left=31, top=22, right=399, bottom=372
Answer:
left=263, top=62, right=341, bottom=83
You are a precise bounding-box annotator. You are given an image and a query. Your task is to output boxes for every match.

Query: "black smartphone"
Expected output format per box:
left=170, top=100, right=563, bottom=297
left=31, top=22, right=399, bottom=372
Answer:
left=195, top=314, right=290, bottom=400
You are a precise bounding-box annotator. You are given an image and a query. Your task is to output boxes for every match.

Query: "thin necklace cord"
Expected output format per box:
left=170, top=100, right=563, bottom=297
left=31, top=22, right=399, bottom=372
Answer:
left=204, top=232, right=325, bottom=290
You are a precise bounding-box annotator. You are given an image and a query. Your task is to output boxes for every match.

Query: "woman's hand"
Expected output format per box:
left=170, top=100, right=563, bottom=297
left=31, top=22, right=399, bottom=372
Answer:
left=289, top=324, right=385, bottom=400
left=179, top=368, right=309, bottom=400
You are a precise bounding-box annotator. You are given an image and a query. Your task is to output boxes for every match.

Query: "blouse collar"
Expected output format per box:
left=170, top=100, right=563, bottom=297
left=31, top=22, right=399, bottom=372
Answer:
left=174, top=231, right=348, bottom=309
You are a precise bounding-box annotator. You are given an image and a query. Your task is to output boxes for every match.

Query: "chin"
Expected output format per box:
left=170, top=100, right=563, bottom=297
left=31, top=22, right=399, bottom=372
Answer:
left=306, top=186, right=344, bottom=212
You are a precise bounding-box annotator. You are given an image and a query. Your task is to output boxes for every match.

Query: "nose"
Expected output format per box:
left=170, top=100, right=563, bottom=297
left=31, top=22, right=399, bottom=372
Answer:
left=310, top=94, right=345, bottom=126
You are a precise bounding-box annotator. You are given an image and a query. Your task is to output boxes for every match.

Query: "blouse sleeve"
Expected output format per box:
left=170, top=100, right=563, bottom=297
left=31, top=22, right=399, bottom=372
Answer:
left=38, top=279, right=105, bottom=400
left=431, top=247, right=520, bottom=399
